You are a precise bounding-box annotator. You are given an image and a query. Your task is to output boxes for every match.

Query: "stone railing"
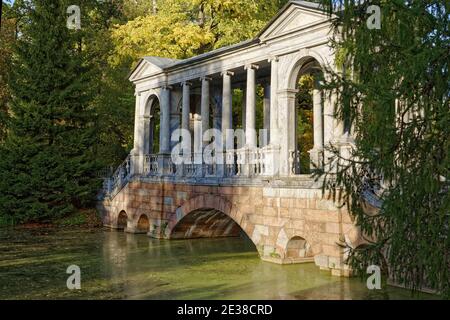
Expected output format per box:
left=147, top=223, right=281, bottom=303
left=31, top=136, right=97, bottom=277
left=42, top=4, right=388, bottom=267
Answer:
left=103, top=155, right=131, bottom=198
left=144, top=154, right=159, bottom=176
left=140, top=148, right=277, bottom=180
left=225, top=150, right=237, bottom=177
left=289, top=150, right=302, bottom=175
left=361, top=169, right=386, bottom=209
left=101, top=145, right=329, bottom=198
left=236, top=148, right=266, bottom=177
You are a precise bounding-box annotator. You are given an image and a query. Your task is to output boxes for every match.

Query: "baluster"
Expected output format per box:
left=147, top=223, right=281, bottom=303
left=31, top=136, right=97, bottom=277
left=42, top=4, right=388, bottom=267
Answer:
left=289, top=151, right=294, bottom=175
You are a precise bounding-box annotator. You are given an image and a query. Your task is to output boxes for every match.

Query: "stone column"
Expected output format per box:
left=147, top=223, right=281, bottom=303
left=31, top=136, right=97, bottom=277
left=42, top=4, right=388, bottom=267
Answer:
left=221, top=71, right=234, bottom=150
left=143, top=115, right=151, bottom=155
left=181, top=82, right=191, bottom=134
left=309, top=86, right=324, bottom=169
left=132, top=92, right=142, bottom=155
left=241, top=87, right=246, bottom=131
left=193, top=114, right=203, bottom=166
left=263, top=82, right=271, bottom=146
left=160, top=86, right=171, bottom=154
left=245, top=64, right=259, bottom=148
left=180, top=82, right=192, bottom=171
left=201, top=77, right=212, bottom=141
left=277, top=88, right=298, bottom=176
left=324, top=90, right=335, bottom=146
left=323, top=89, right=337, bottom=172
left=313, top=87, right=324, bottom=150
left=131, top=92, right=143, bottom=175
left=269, top=57, right=279, bottom=146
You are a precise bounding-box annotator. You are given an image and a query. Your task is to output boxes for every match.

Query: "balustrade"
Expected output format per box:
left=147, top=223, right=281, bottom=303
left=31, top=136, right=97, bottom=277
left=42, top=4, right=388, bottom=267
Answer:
left=144, top=155, right=159, bottom=176
left=103, top=143, right=335, bottom=199
left=103, top=146, right=289, bottom=198
left=103, top=155, right=131, bottom=197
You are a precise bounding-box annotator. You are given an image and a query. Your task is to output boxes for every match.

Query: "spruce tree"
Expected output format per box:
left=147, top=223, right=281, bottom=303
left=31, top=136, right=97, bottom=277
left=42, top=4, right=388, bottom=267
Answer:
left=0, top=0, right=100, bottom=224
left=318, top=1, right=449, bottom=296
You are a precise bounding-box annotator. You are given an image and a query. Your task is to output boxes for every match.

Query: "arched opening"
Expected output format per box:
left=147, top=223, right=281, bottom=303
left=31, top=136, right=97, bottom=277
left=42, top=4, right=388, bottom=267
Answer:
left=292, top=58, right=324, bottom=174
left=286, top=236, right=313, bottom=260
left=145, top=95, right=161, bottom=154
left=117, top=211, right=128, bottom=230
left=136, top=214, right=150, bottom=233
left=170, top=209, right=245, bottom=240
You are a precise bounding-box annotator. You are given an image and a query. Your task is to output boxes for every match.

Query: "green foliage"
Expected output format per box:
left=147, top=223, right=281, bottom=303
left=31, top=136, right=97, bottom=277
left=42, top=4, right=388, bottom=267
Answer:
left=0, top=2, right=15, bottom=142
left=72, top=1, right=136, bottom=167
left=1, top=0, right=292, bottom=225
left=319, top=0, right=449, bottom=297
left=296, top=74, right=314, bottom=174
left=0, top=0, right=101, bottom=224
left=110, top=0, right=289, bottom=64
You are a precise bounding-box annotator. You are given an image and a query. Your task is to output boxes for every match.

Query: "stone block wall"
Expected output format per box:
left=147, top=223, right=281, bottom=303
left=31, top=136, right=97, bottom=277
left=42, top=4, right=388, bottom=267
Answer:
left=98, top=179, right=362, bottom=276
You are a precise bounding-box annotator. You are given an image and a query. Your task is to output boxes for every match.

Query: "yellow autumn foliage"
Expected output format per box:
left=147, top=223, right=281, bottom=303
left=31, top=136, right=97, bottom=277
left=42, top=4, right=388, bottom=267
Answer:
left=110, top=0, right=287, bottom=65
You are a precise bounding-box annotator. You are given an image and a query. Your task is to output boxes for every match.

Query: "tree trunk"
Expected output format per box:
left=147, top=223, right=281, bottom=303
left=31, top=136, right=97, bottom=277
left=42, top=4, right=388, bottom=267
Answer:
left=0, top=1, right=3, bottom=31
left=152, top=0, right=157, bottom=15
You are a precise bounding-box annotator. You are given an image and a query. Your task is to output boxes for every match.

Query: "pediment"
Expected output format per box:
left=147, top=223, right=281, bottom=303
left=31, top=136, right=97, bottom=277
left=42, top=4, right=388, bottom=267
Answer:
left=258, top=2, right=328, bottom=41
left=129, top=57, right=179, bottom=82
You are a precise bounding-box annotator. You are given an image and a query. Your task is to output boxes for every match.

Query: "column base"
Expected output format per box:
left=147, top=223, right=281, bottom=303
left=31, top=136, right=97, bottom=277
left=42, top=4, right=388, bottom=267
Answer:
left=260, top=256, right=314, bottom=265
left=157, top=153, right=174, bottom=176
left=125, top=227, right=147, bottom=234
left=130, top=154, right=144, bottom=176
left=261, top=144, right=280, bottom=176
left=314, top=255, right=353, bottom=277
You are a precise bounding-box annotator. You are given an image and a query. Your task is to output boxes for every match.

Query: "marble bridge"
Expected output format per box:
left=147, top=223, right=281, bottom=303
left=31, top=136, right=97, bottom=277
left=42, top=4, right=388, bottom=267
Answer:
left=99, top=1, right=362, bottom=276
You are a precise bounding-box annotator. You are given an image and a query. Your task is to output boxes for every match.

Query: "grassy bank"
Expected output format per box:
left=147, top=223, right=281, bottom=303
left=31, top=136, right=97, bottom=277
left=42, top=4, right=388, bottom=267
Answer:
left=0, top=209, right=103, bottom=229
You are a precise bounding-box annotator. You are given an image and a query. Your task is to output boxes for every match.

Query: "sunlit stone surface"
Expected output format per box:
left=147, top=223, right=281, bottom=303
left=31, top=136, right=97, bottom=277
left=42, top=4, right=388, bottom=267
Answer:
left=100, top=1, right=362, bottom=276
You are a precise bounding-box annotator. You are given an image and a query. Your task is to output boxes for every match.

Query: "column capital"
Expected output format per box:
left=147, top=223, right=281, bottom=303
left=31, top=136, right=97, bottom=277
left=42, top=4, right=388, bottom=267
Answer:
left=141, top=115, right=153, bottom=121
left=244, top=63, right=260, bottom=70
left=268, top=55, right=279, bottom=63
left=277, top=88, right=299, bottom=99
left=200, top=76, right=213, bottom=82
left=181, top=81, right=192, bottom=87
left=221, top=71, right=235, bottom=77
left=162, top=85, right=173, bottom=90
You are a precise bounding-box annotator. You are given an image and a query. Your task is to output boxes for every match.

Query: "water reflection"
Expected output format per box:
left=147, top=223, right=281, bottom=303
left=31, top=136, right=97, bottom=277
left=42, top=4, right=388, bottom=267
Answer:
left=0, top=228, right=434, bottom=300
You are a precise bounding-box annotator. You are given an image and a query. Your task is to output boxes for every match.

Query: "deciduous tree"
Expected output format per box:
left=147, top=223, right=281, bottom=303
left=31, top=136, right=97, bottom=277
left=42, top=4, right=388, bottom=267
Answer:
left=110, top=0, right=289, bottom=64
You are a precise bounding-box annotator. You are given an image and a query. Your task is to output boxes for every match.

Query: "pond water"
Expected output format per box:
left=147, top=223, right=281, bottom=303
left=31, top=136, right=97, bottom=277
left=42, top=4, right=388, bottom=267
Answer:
left=0, top=227, right=434, bottom=300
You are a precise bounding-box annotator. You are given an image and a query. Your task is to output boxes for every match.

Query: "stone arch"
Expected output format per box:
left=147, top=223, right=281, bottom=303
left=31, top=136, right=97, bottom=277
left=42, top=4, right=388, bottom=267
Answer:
left=284, top=50, right=328, bottom=174
left=143, top=93, right=161, bottom=155
left=285, top=49, right=329, bottom=90
left=117, top=210, right=128, bottom=230
left=166, top=195, right=256, bottom=247
left=136, top=214, right=150, bottom=234
left=285, top=236, right=313, bottom=261
left=142, top=90, right=161, bottom=116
